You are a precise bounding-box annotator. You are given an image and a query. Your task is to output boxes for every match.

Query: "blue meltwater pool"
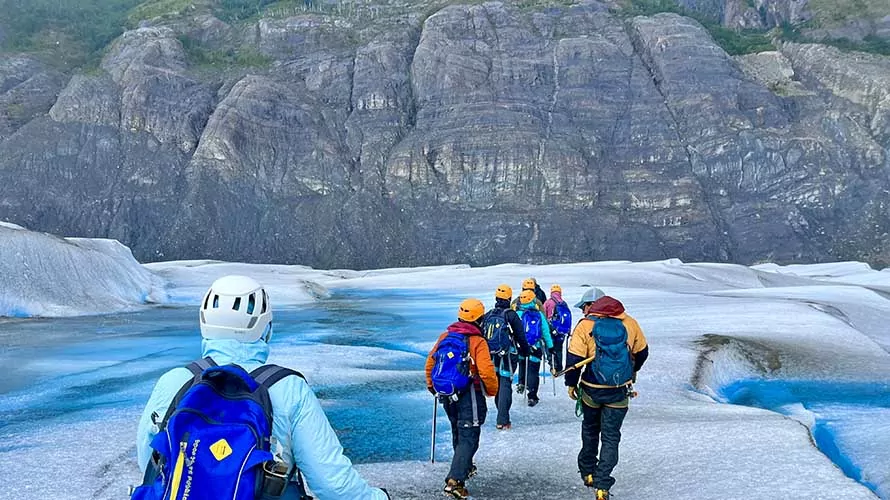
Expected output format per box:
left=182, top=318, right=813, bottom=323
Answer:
left=0, top=289, right=461, bottom=464
left=719, top=379, right=890, bottom=498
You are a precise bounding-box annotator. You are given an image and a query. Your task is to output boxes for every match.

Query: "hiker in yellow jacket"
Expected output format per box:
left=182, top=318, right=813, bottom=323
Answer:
left=564, top=288, right=649, bottom=500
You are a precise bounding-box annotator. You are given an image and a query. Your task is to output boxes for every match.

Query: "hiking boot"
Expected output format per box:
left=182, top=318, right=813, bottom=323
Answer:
left=583, top=474, right=595, bottom=488
left=527, top=398, right=539, bottom=407
left=515, top=384, right=525, bottom=394
left=467, top=463, right=477, bottom=478
left=496, top=423, right=511, bottom=430
left=444, top=479, right=469, bottom=499
left=595, top=489, right=610, bottom=500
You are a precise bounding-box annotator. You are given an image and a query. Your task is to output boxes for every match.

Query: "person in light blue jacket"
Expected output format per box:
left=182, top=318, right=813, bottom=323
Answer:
left=136, top=275, right=389, bottom=500
left=514, top=289, right=554, bottom=407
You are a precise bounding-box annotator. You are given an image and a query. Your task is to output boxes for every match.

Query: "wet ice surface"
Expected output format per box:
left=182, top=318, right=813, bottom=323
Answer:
left=720, top=380, right=890, bottom=498
left=1, top=259, right=890, bottom=499
left=0, top=289, right=459, bottom=499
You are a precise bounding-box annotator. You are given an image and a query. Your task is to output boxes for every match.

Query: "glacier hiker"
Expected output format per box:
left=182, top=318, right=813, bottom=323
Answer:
left=134, top=275, right=389, bottom=500
left=512, top=277, right=547, bottom=309
left=543, top=284, right=573, bottom=374
left=426, top=298, right=498, bottom=499
left=514, top=289, right=554, bottom=407
left=480, top=284, right=531, bottom=430
left=564, top=287, right=649, bottom=500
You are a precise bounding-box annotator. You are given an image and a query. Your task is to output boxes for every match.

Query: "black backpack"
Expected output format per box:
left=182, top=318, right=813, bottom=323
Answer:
left=482, top=308, right=513, bottom=355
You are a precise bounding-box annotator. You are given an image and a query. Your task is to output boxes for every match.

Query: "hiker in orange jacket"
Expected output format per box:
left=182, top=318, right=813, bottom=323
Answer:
left=425, top=298, right=498, bottom=499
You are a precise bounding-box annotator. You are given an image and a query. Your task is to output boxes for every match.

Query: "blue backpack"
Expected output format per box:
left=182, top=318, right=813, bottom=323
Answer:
left=590, top=317, right=634, bottom=386
left=551, top=301, right=572, bottom=335
left=131, top=358, right=308, bottom=500
left=482, top=309, right=513, bottom=355
left=431, top=332, right=473, bottom=396
left=520, top=310, right=544, bottom=347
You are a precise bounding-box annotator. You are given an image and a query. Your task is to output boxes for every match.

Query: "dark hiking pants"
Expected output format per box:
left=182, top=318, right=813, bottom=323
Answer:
left=578, top=403, right=628, bottom=491
left=517, top=347, right=542, bottom=401
left=492, top=352, right=517, bottom=426
left=551, top=335, right=566, bottom=373
left=444, top=386, right=487, bottom=481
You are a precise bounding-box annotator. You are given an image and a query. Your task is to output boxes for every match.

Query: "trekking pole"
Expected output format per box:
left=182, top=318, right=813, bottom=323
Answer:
left=524, top=356, right=530, bottom=403
left=551, top=352, right=556, bottom=397
left=430, top=395, right=437, bottom=463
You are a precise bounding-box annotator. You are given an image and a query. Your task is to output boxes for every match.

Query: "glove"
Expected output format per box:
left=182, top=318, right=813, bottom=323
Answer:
left=567, top=386, right=578, bottom=401
left=427, top=386, right=436, bottom=395
left=381, top=488, right=391, bottom=499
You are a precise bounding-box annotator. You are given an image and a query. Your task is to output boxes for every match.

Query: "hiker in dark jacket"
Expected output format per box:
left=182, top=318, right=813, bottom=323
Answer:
left=425, top=298, right=498, bottom=500
left=564, top=288, right=649, bottom=500
left=482, top=284, right=531, bottom=429
left=527, top=277, right=547, bottom=304
left=511, top=277, right=546, bottom=309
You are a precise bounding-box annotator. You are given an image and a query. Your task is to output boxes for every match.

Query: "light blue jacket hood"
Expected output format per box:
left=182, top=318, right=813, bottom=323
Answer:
left=136, top=338, right=387, bottom=500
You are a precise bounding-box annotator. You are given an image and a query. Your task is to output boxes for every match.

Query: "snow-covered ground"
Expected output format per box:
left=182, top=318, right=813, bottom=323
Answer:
left=1, top=227, right=889, bottom=499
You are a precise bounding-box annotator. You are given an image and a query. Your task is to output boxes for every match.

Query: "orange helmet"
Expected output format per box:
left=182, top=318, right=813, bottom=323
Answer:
left=522, top=278, right=536, bottom=290
left=519, top=289, right=536, bottom=304
left=457, top=298, right=485, bottom=322
left=495, top=284, right=512, bottom=300
left=551, top=284, right=562, bottom=293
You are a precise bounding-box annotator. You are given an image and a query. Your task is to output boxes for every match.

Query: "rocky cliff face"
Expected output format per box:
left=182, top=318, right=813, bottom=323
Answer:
left=678, top=0, right=811, bottom=29
left=0, top=1, right=888, bottom=268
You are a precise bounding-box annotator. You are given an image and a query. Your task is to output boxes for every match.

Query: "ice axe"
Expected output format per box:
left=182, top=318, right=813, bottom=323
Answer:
left=553, top=355, right=596, bottom=378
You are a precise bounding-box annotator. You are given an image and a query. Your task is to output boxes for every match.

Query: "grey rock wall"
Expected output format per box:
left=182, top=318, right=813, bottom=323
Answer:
left=0, top=1, right=888, bottom=268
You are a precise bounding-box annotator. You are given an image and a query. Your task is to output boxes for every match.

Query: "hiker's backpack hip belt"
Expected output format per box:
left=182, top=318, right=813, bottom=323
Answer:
left=580, top=379, right=632, bottom=389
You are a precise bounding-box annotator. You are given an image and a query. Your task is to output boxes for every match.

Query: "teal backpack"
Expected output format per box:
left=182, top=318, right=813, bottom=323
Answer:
left=590, top=317, right=634, bottom=386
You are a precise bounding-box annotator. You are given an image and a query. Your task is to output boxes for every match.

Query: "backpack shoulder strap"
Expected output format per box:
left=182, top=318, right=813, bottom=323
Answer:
left=158, top=357, right=219, bottom=431
left=250, top=364, right=306, bottom=390
left=462, top=335, right=479, bottom=371
left=248, top=364, right=312, bottom=498
left=185, top=356, right=217, bottom=377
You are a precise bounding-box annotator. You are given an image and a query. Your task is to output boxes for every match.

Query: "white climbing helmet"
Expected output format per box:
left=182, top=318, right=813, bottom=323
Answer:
left=200, top=275, right=273, bottom=342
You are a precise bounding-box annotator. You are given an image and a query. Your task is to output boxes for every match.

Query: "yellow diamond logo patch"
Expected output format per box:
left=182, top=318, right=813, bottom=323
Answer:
left=447, top=352, right=454, bottom=359
left=209, top=439, right=233, bottom=461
